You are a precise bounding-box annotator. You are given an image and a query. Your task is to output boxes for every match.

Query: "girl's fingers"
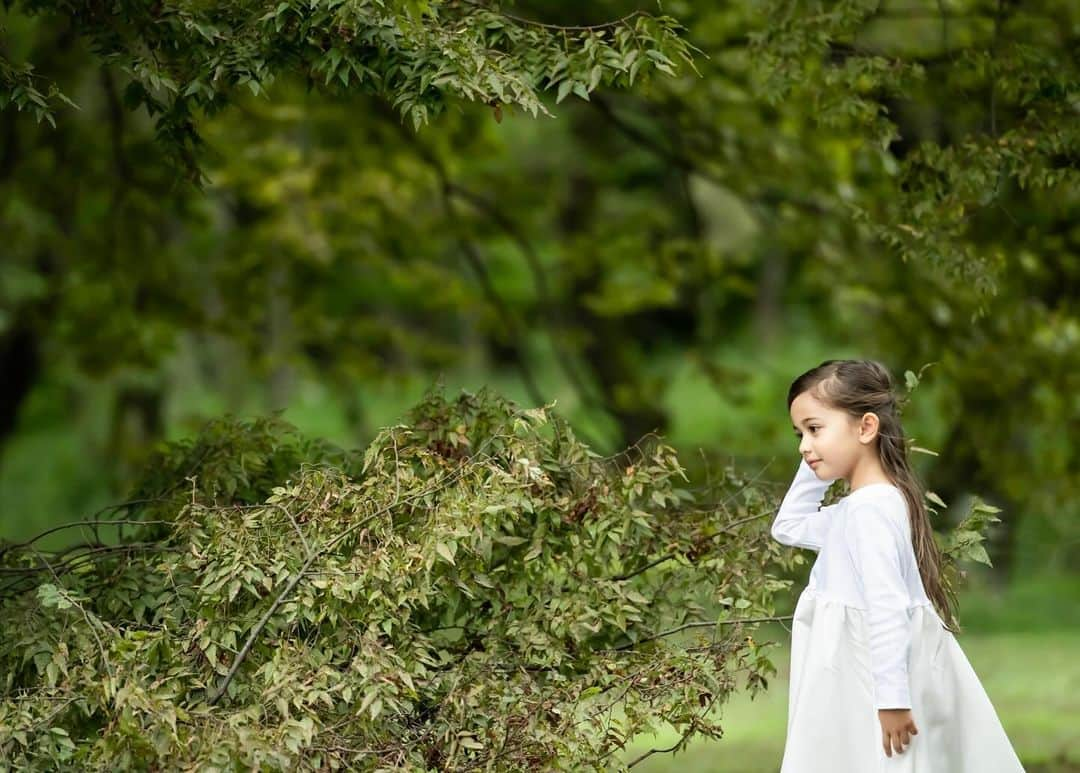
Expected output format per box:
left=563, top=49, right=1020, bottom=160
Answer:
left=880, top=716, right=918, bottom=757
left=882, top=725, right=918, bottom=757
left=883, top=731, right=910, bottom=756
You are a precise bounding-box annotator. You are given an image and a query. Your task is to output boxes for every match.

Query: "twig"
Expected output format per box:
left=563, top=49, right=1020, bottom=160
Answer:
left=459, top=1, right=649, bottom=32
left=0, top=515, right=171, bottom=558
left=30, top=548, right=114, bottom=683
left=611, top=614, right=795, bottom=651
left=0, top=542, right=172, bottom=575
left=272, top=504, right=312, bottom=560
left=625, top=672, right=723, bottom=768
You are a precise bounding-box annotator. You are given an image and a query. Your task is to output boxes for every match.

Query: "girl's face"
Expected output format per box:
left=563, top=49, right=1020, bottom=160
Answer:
left=789, top=390, right=878, bottom=482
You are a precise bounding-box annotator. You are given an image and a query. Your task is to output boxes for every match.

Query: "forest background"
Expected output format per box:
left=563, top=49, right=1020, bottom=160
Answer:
left=1, top=0, right=1078, bottom=769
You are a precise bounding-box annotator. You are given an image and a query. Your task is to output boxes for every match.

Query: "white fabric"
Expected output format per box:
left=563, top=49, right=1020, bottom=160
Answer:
left=771, top=458, right=1026, bottom=772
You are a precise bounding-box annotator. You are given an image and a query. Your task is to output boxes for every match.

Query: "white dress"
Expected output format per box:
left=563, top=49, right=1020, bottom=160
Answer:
left=771, top=459, right=1026, bottom=772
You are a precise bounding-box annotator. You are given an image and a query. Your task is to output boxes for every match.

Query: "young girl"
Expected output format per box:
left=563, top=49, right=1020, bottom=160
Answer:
left=772, top=359, right=1025, bottom=772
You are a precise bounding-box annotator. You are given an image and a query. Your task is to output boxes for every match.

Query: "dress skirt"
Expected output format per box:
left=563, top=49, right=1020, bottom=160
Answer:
left=779, top=587, right=1026, bottom=772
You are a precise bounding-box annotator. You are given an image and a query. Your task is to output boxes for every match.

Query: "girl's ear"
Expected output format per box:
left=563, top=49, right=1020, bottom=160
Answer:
left=858, top=411, right=880, bottom=444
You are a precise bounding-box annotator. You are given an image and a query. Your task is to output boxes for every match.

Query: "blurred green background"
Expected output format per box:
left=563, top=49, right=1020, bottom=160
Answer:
left=2, top=0, right=1078, bottom=768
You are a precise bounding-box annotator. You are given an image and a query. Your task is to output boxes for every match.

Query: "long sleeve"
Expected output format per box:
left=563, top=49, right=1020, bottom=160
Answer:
left=770, top=458, right=840, bottom=552
left=845, top=502, right=913, bottom=710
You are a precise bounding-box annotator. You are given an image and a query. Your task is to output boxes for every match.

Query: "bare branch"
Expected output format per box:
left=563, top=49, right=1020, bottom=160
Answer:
left=0, top=513, right=170, bottom=558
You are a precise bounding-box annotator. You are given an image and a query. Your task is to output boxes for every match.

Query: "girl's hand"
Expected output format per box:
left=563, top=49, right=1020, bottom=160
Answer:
left=878, top=708, right=918, bottom=757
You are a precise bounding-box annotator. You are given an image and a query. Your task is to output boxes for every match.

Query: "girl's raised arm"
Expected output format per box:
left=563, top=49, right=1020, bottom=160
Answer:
left=770, top=458, right=839, bottom=552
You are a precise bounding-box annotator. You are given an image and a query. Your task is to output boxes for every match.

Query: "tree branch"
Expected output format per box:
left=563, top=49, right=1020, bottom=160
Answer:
left=612, top=614, right=794, bottom=652
left=459, top=1, right=651, bottom=32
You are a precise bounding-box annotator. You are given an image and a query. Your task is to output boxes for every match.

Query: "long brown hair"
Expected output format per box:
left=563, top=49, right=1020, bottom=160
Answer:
left=787, top=359, right=959, bottom=633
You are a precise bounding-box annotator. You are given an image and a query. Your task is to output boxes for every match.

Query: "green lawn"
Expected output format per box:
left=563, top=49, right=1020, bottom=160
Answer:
left=622, top=625, right=1080, bottom=772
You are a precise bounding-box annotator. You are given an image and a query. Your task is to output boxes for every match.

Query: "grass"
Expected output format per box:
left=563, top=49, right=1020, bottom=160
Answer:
left=956, top=571, right=1080, bottom=634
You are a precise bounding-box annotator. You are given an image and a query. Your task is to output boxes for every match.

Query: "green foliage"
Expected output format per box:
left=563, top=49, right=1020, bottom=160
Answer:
left=0, top=50, right=77, bottom=127
left=750, top=0, right=1079, bottom=312
left=940, top=500, right=1000, bottom=570
left=3, top=0, right=1078, bottom=558
left=1, top=388, right=801, bottom=770
left=737, top=0, right=1080, bottom=569
left=3, top=0, right=699, bottom=181
left=927, top=491, right=1003, bottom=632
left=132, top=411, right=351, bottom=511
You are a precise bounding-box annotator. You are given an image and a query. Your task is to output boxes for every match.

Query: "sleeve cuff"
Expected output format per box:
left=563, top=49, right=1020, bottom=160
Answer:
left=873, top=683, right=911, bottom=711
